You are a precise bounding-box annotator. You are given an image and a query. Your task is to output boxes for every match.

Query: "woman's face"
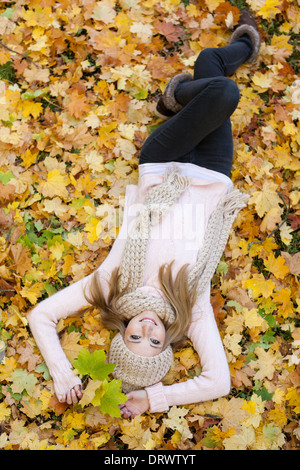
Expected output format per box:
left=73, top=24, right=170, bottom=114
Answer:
left=124, top=311, right=166, bottom=357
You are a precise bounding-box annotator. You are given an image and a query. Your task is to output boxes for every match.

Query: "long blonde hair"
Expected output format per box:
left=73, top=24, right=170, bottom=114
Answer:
left=84, top=260, right=199, bottom=349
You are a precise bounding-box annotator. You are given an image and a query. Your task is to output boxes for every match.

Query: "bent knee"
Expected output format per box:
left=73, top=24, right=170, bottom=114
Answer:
left=197, top=47, right=219, bottom=66
left=210, top=77, right=240, bottom=110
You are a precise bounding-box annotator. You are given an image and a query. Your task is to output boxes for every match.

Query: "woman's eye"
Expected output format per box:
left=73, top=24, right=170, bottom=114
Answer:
left=130, top=335, right=141, bottom=340
left=151, top=339, right=160, bottom=345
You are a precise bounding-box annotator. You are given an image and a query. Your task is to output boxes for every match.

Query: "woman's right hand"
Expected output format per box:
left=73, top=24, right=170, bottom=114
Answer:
left=54, top=374, right=83, bottom=405
left=59, top=384, right=83, bottom=405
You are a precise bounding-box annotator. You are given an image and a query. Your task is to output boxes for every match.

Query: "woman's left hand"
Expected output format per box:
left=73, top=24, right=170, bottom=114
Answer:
left=120, top=390, right=150, bottom=418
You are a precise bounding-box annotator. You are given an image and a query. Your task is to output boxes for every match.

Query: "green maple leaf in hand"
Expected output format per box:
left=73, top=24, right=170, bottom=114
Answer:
left=73, top=349, right=127, bottom=418
left=98, top=379, right=127, bottom=418
left=73, top=348, right=115, bottom=381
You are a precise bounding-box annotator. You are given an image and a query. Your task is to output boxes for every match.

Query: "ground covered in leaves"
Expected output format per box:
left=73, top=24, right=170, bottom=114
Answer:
left=0, top=0, right=299, bottom=451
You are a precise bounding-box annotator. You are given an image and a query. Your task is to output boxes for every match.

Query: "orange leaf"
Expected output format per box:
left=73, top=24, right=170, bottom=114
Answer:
left=66, top=89, right=91, bottom=119
left=10, top=244, right=33, bottom=277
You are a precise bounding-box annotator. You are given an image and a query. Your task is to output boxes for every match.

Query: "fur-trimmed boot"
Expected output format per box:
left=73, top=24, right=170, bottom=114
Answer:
left=155, top=72, right=193, bottom=120
left=230, top=10, right=261, bottom=64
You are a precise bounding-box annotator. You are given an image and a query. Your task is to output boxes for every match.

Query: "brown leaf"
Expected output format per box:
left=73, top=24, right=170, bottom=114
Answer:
left=49, top=396, right=68, bottom=415
left=10, top=244, right=33, bottom=276
left=154, top=21, right=185, bottom=43
left=0, top=182, right=16, bottom=202
left=0, top=278, right=16, bottom=298
left=227, top=287, right=256, bottom=310
left=17, top=343, right=42, bottom=372
left=231, top=368, right=253, bottom=389
left=288, top=213, right=300, bottom=230
left=281, top=251, right=300, bottom=276
left=0, top=208, right=14, bottom=229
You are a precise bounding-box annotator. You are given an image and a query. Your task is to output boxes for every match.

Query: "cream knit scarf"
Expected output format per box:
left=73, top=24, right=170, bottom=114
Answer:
left=115, top=163, right=249, bottom=326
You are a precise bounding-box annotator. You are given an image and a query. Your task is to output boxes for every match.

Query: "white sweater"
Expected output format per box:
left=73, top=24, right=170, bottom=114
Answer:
left=27, top=162, right=232, bottom=413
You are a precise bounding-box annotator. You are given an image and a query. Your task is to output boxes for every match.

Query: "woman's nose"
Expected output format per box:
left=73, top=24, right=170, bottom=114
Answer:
left=141, top=322, right=154, bottom=334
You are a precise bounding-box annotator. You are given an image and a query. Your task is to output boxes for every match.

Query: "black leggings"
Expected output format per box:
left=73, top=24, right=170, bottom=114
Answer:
left=139, top=36, right=253, bottom=177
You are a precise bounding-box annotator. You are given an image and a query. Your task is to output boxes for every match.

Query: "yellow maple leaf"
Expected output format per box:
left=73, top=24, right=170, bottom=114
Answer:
left=28, top=35, right=50, bottom=54
left=21, top=100, right=44, bottom=119
left=248, top=181, right=282, bottom=218
left=186, top=4, right=199, bottom=17
left=32, top=26, right=45, bottom=40
left=242, top=274, right=275, bottom=299
left=271, top=34, right=294, bottom=56
left=85, top=151, right=105, bottom=174
left=20, top=396, right=44, bottom=420
left=20, top=281, right=45, bottom=304
left=249, top=348, right=277, bottom=381
left=286, top=387, right=300, bottom=413
left=0, top=51, right=11, bottom=65
left=97, top=122, right=118, bottom=148
left=49, top=241, right=65, bottom=261
left=272, top=288, right=294, bottom=318
left=61, top=254, right=76, bottom=276
left=144, top=438, right=156, bottom=450
left=163, top=406, right=193, bottom=441
left=91, top=433, right=111, bottom=449
left=282, top=121, right=298, bottom=137
left=39, top=169, right=70, bottom=199
left=258, top=0, right=282, bottom=20
left=223, top=425, right=255, bottom=450
left=175, top=346, right=199, bottom=369
left=38, top=388, right=52, bottom=412
left=223, top=333, right=243, bottom=356
left=61, top=331, right=82, bottom=363
left=113, top=137, right=136, bottom=161
left=211, top=397, right=248, bottom=433
left=279, top=222, right=293, bottom=246
left=267, top=405, right=288, bottom=428
left=66, top=233, right=84, bottom=249
left=21, top=6, right=53, bottom=28
left=11, top=243, right=33, bottom=277
left=0, top=402, right=11, bottom=420
left=264, top=253, right=290, bottom=279
left=20, top=149, right=39, bottom=169
left=241, top=399, right=256, bottom=415
left=279, top=21, right=292, bottom=33
left=243, top=395, right=265, bottom=429
left=244, top=308, right=268, bottom=330
left=160, top=0, right=181, bottom=14
left=62, top=410, right=86, bottom=431
left=114, top=157, right=132, bottom=179
left=130, top=22, right=154, bottom=44
left=43, top=197, right=70, bottom=219
left=0, top=357, right=17, bottom=381
left=252, top=72, right=273, bottom=92
left=84, top=217, right=103, bottom=244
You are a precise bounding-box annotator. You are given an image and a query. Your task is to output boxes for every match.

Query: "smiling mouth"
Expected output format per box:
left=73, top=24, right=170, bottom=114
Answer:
left=140, top=317, right=157, bottom=325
